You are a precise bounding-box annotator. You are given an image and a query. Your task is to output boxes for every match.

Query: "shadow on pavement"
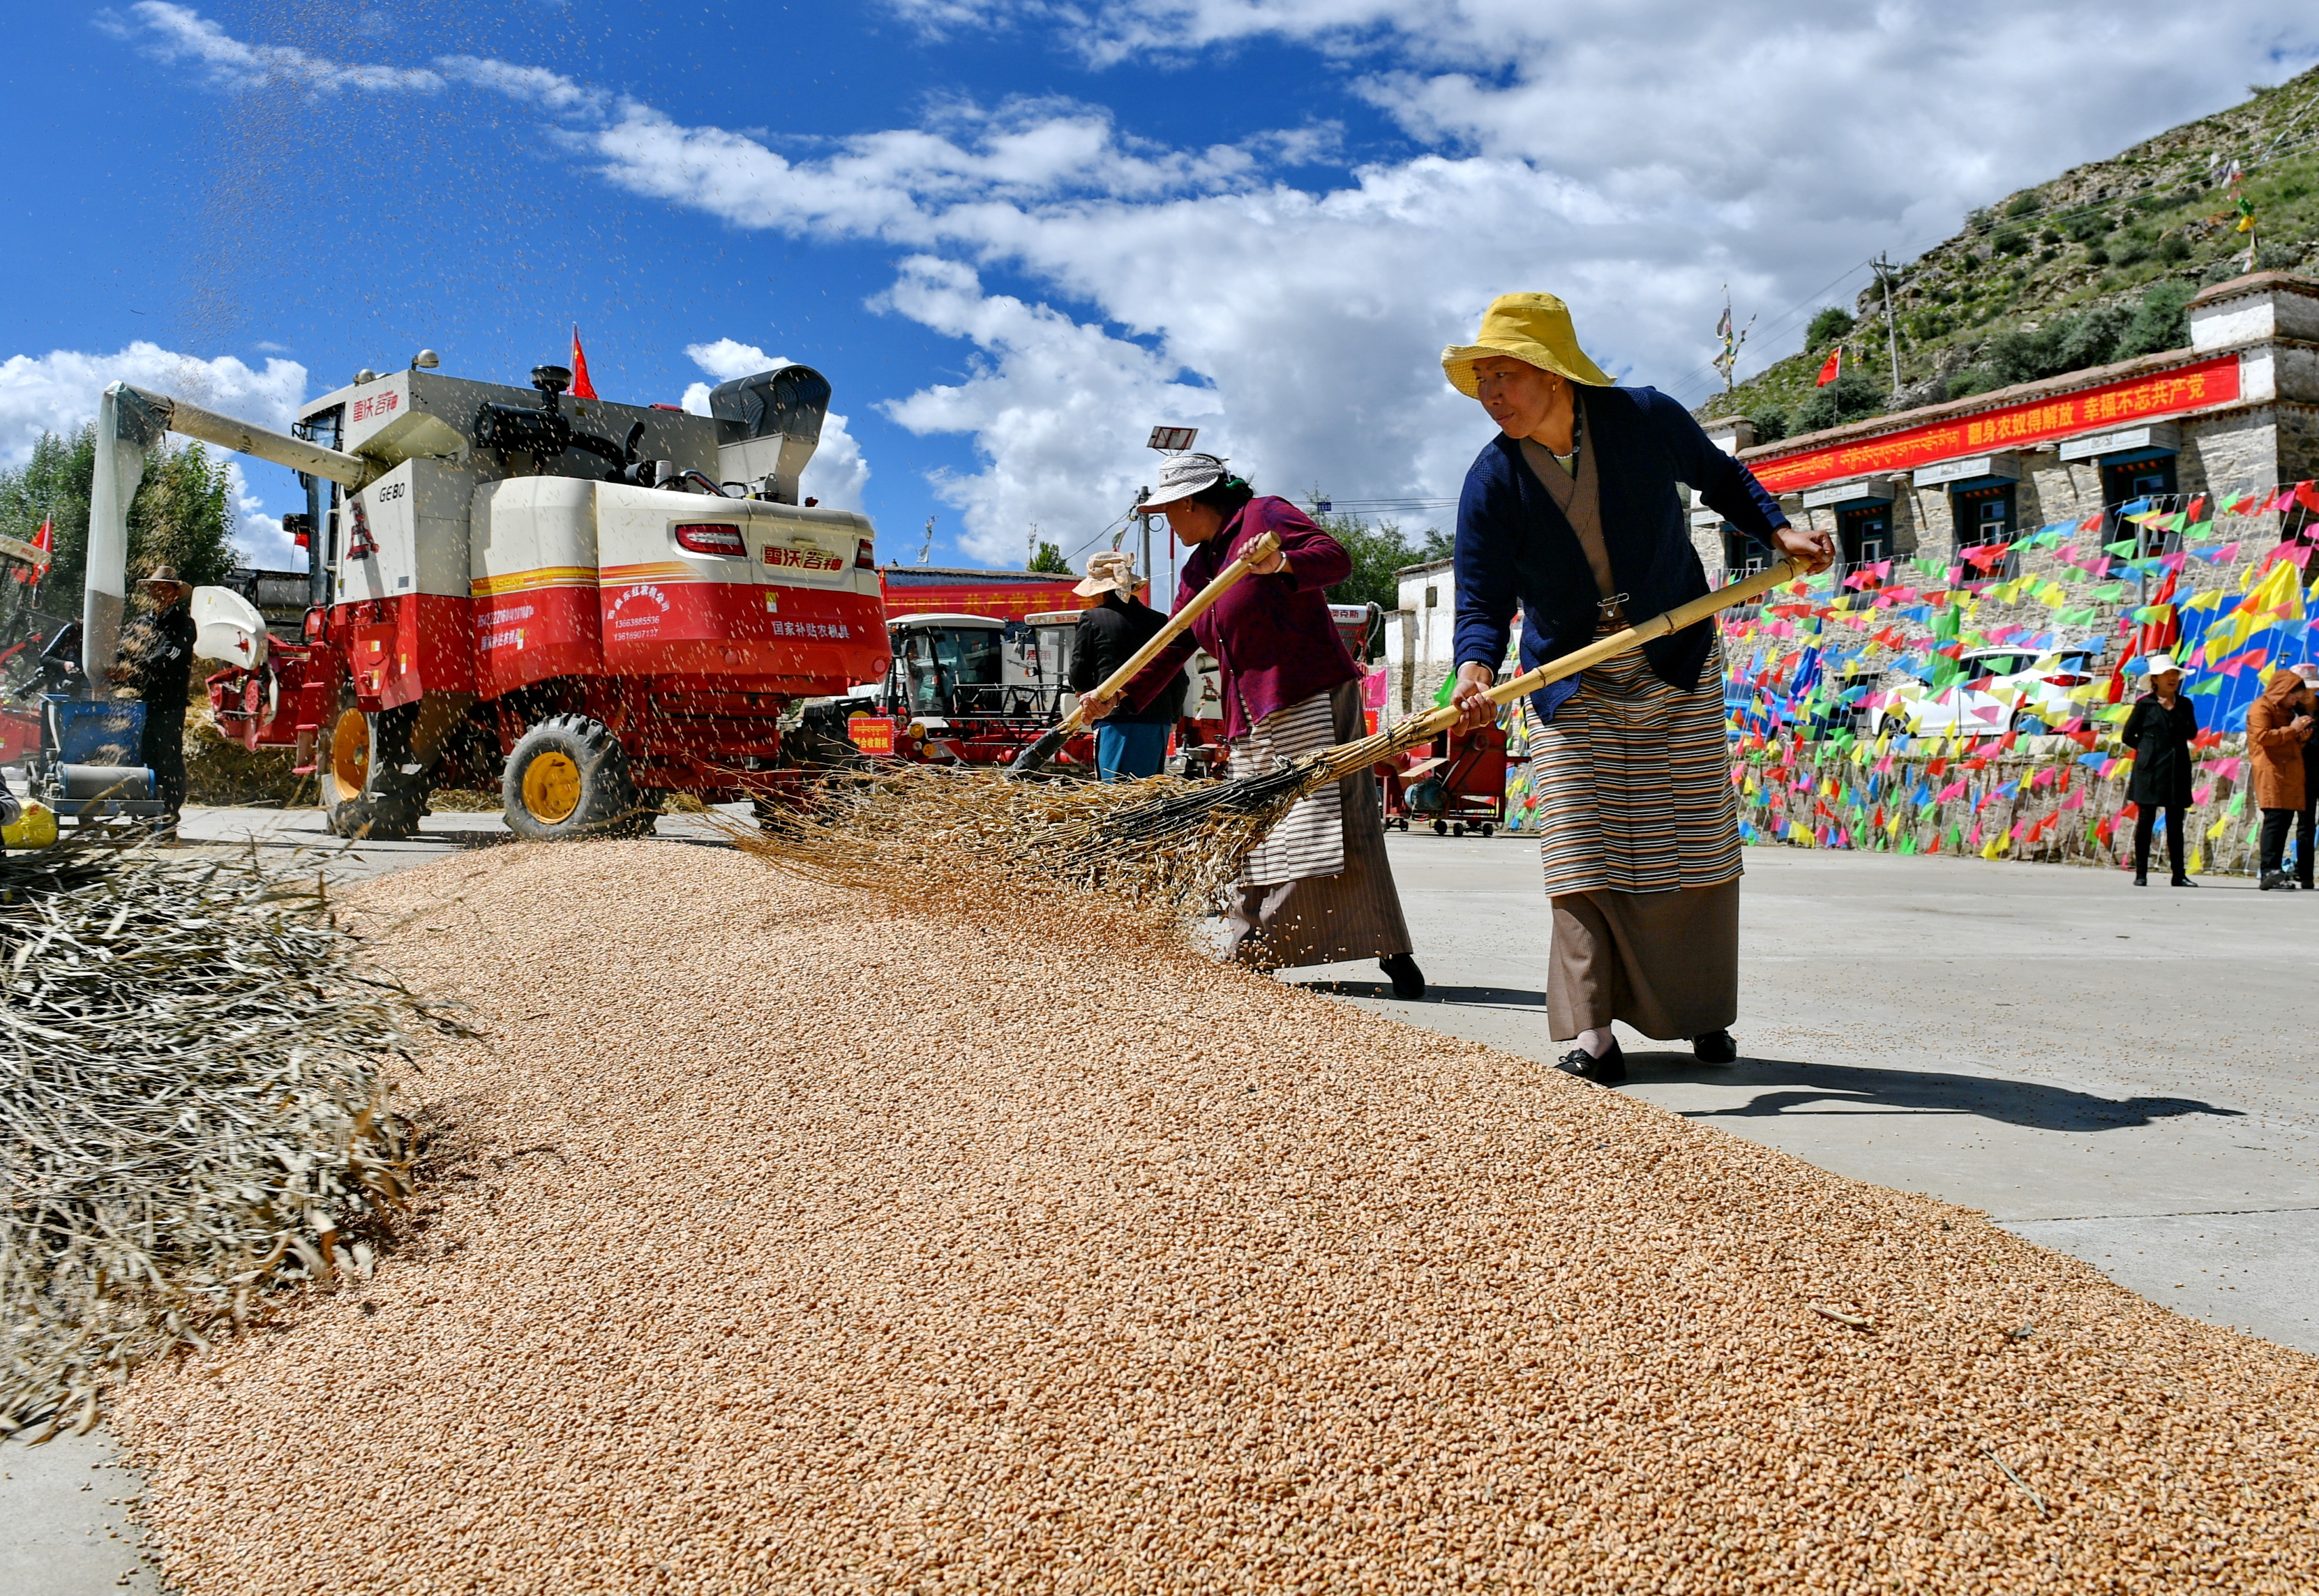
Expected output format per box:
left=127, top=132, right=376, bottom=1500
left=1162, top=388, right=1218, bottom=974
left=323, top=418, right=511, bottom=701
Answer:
left=1290, top=980, right=1546, bottom=1009
left=1621, top=1051, right=2244, bottom=1134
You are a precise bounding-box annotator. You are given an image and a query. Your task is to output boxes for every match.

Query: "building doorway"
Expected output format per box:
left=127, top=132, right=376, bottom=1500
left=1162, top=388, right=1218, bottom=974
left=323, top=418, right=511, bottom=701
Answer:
left=2101, top=455, right=2179, bottom=557
left=1951, top=482, right=2018, bottom=581
left=1838, top=504, right=1892, bottom=583
left=1721, top=522, right=1775, bottom=581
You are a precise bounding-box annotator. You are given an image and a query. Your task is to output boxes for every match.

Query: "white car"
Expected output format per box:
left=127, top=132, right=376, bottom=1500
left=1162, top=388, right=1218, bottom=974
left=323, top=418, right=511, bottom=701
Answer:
left=1893, top=647, right=2103, bottom=737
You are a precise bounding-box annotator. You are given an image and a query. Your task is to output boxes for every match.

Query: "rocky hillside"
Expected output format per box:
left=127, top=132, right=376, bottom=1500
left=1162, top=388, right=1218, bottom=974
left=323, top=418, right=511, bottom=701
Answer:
left=1704, top=63, right=2319, bottom=438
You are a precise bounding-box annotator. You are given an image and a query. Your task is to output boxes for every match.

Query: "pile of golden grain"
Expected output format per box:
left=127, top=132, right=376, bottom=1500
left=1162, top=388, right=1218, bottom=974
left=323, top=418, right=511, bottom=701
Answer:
left=114, top=843, right=2319, bottom=1593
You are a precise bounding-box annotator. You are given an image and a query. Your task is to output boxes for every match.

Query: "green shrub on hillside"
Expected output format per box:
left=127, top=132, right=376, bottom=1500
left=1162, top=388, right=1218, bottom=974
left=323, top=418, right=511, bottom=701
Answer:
left=1805, top=308, right=1855, bottom=349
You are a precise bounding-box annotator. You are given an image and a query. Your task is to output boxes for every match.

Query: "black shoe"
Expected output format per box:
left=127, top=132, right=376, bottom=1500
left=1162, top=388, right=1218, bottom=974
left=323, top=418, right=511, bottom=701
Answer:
left=1379, top=954, right=1425, bottom=1000
left=2260, top=873, right=2283, bottom=891
left=1554, top=1040, right=1626, bottom=1085
left=1693, top=1029, right=1738, bottom=1065
left=2133, top=871, right=2148, bottom=887
left=2171, top=875, right=2198, bottom=888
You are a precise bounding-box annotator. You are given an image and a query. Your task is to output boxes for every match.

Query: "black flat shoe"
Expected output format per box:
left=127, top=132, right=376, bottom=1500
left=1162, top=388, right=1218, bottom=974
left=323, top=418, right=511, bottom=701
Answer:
left=2132, top=872, right=2148, bottom=887
left=1693, top=1029, right=1738, bottom=1065
left=2172, top=875, right=2198, bottom=888
left=1554, top=1041, right=1626, bottom=1085
left=2258, top=873, right=2281, bottom=890
left=1379, top=953, right=1425, bottom=1000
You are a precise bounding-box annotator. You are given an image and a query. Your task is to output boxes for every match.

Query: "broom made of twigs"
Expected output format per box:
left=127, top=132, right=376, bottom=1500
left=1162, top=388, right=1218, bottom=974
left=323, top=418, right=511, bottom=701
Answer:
left=1007, top=529, right=1282, bottom=775
left=1042, top=555, right=1816, bottom=871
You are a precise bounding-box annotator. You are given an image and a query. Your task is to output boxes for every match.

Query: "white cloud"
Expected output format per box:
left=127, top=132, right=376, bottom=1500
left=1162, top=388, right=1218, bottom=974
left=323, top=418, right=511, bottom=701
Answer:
left=0, top=342, right=306, bottom=469
left=224, top=460, right=294, bottom=569
left=106, top=3, right=2319, bottom=559
left=0, top=341, right=309, bottom=571
left=873, top=257, right=1225, bottom=562
left=678, top=340, right=873, bottom=514
left=105, top=0, right=445, bottom=93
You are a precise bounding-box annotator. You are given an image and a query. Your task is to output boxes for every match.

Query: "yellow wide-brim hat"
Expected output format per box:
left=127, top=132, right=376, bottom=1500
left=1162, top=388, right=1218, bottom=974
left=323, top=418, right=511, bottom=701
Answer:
left=1441, top=292, right=1614, bottom=397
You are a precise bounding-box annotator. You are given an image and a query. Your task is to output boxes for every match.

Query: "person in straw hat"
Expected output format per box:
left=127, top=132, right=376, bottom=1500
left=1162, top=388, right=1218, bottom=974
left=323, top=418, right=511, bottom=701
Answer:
left=1068, top=549, right=1187, bottom=781
left=1083, top=453, right=1427, bottom=999
left=107, top=564, right=197, bottom=838
left=2118, top=651, right=2198, bottom=887
left=1443, top=292, right=1829, bottom=1083
left=2248, top=661, right=2316, bottom=891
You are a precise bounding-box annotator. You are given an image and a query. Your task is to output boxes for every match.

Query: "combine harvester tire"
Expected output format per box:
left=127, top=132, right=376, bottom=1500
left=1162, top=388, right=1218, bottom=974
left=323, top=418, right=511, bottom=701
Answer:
left=502, top=714, right=638, bottom=841
left=323, top=700, right=425, bottom=841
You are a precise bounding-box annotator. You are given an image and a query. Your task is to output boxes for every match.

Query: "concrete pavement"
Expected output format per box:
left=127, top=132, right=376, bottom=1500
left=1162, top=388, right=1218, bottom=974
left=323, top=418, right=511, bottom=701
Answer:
left=1291, top=835, right=2319, bottom=1354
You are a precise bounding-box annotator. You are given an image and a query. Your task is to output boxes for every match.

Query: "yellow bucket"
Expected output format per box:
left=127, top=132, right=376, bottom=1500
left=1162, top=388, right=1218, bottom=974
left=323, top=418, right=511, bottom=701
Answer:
left=4, top=800, right=59, bottom=851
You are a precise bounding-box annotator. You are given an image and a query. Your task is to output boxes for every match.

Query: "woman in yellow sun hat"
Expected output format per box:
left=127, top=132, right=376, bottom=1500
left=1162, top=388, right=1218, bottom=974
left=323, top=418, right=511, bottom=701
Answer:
left=1443, top=292, right=1830, bottom=1084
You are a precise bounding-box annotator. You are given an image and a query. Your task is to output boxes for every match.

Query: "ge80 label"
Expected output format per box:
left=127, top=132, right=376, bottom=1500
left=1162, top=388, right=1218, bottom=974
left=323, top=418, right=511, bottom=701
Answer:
left=763, top=545, right=843, bottom=573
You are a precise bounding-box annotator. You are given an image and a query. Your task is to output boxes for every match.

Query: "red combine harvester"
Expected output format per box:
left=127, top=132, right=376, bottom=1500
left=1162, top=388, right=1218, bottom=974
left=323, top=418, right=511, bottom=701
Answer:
left=834, top=608, right=1093, bottom=768
left=85, top=358, right=886, bottom=837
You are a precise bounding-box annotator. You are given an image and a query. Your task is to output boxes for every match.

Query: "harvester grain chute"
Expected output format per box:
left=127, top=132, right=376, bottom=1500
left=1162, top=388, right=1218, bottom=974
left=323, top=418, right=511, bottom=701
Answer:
left=56, top=357, right=890, bottom=837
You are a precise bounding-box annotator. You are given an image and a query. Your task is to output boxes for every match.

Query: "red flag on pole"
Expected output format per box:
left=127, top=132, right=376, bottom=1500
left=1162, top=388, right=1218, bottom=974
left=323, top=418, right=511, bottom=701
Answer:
left=1815, top=346, right=1842, bottom=387
left=569, top=326, right=599, bottom=400
left=15, top=518, right=51, bottom=586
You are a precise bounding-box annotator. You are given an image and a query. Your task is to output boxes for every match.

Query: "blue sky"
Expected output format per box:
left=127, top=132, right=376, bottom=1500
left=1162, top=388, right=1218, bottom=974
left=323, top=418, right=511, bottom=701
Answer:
left=4, top=1, right=2315, bottom=580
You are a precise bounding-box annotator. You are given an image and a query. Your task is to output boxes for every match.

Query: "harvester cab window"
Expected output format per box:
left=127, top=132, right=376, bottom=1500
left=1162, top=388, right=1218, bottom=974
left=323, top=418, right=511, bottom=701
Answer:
left=903, top=627, right=1003, bottom=716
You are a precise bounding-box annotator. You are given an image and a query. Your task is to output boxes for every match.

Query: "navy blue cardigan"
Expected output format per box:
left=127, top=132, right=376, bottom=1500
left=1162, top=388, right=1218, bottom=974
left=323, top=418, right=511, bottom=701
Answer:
left=1453, top=386, right=1790, bottom=723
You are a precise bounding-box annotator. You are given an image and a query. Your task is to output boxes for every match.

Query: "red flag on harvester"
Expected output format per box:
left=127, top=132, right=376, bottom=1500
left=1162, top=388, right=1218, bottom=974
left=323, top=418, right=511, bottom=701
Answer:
left=1815, top=345, right=1843, bottom=387
left=569, top=326, right=599, bottom=400
left=15, top=518, right=51, bottom=586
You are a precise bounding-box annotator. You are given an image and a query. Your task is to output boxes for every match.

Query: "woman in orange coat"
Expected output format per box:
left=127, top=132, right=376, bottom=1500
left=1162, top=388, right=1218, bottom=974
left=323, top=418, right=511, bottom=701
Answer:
left=2248, top=665, right=2317, bottom=890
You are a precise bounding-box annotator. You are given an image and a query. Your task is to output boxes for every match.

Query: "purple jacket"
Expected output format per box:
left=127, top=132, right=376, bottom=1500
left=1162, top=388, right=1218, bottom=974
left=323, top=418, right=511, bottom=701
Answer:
left=1123, top=496, right=1357, bottom=741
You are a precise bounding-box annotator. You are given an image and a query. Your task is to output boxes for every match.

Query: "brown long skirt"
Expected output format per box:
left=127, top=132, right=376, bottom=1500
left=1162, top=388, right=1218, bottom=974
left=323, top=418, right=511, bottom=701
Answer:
left=1547, top=881, right=1738, bottom=1041
left=1226, top=681, right=1413, bottom=970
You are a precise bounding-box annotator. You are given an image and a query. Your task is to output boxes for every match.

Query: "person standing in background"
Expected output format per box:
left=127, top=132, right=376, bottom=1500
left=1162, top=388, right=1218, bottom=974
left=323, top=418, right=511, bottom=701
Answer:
left=109, top=565, right=197, bottom=840
left=1068, top=551, right=1185, bottom=781
left=2119, top=652, right=2198, bottom=888
left=2248, top=663, right=2316, bottom=891
left=2297, top=662, right=2319, bottom=889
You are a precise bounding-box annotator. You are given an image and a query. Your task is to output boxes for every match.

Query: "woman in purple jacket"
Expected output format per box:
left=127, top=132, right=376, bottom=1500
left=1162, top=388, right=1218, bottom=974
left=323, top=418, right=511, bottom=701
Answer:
left=1083, top=453, right=1425, bottom=998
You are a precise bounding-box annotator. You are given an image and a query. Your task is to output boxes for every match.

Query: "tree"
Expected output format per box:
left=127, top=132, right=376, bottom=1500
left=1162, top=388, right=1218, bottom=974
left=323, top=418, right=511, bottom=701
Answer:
left=1027, top=539, right=1072, bottom=574
left=0, top=428, right=235, bottom=620
left=1318, top=514, right=1453, bottom=612
left=1794, top=367, right=1888, bottom=434
left=1806, top=307, right=1856, bottom=349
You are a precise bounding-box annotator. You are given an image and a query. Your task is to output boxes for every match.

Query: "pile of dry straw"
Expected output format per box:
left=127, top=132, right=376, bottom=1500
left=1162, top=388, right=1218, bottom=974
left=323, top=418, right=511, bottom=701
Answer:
left=0, top=841, right=415, bottom=1438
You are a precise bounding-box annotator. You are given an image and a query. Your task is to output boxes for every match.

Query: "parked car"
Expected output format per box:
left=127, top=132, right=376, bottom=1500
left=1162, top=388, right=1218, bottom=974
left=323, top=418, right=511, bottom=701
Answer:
left=1897, top=647, right=2102, bottom=737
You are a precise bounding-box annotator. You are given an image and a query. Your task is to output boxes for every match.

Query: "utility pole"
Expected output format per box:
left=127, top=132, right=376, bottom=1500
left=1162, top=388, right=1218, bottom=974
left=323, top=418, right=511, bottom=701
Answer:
left=1133, top=488, right=1151, bottom=602
left=1873, top=254, right=1903, bottom=394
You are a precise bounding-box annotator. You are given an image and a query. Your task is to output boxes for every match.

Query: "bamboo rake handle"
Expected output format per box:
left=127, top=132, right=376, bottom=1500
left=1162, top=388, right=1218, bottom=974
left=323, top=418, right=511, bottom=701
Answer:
left=1326, top=556, right=1814, bottom=773
left=1060, top=530, right=1282, bottom=736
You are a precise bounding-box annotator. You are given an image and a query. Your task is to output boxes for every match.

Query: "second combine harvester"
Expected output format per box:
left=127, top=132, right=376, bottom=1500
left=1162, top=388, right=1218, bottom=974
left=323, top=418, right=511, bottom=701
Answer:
left=86, top=356, right=887, bottom=838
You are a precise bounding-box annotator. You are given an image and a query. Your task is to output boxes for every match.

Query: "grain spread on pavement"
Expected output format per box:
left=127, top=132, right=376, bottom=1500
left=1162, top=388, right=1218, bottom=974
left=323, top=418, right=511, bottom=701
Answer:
left=114, top=842, right=2319, bottom=1593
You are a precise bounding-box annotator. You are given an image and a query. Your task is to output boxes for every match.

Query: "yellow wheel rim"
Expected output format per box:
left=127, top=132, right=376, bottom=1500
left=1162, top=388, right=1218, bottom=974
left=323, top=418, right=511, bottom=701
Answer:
left=521, top=751, right=583, bottom=825
left=328, top=709, right=370, bottom=804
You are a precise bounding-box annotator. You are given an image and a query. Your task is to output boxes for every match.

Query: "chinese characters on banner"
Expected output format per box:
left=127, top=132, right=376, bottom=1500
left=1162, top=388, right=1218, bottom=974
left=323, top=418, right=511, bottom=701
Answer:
left=1750, top=355, right=2242, bottom=495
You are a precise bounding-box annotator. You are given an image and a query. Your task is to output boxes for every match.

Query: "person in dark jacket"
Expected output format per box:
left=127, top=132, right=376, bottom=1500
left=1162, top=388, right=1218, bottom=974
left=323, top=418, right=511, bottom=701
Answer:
left=1086, top=453, right=1424, bottom=998
left=1443, top=291, right=1830, bottom=1084
left=2118, top=652, right=2198, bottom=887
left=108, top=564, right=197, bottom=838
left=1068, top=550, right=1186, bottom=781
